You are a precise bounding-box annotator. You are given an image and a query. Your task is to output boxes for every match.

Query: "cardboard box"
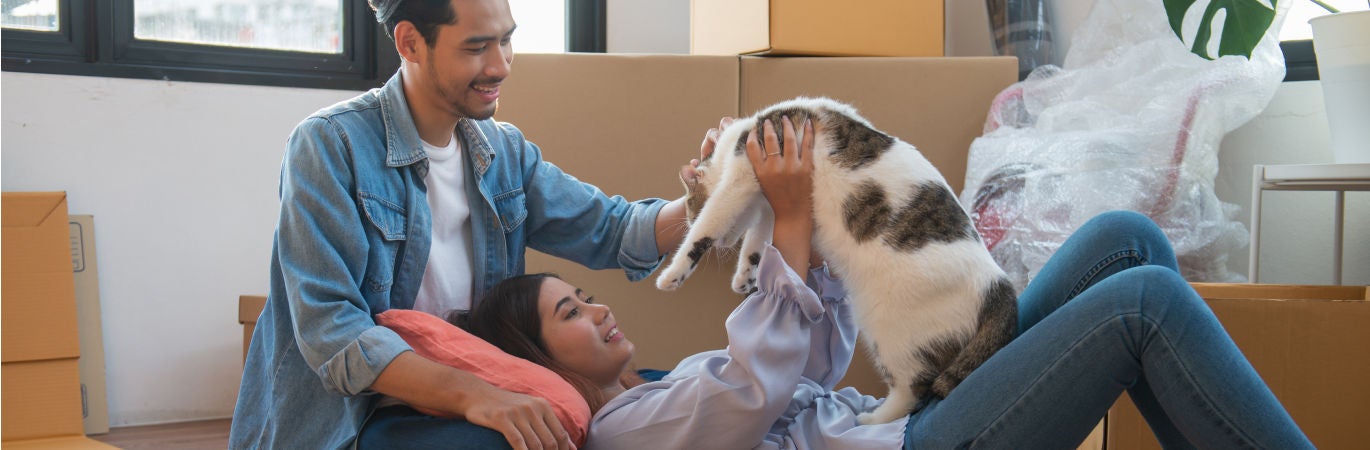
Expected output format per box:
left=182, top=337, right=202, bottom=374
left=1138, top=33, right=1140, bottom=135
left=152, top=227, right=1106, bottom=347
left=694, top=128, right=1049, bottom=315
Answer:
left=2, top=192, right=112, bottom=447
left=1, top=359, right=85, bottom=440
left=240, top=295, right=267, bottom=363
left=496, top=54, right=1017, bottom=395
left=3, top=192, right=81, bottom=363
left=691, top=0, right=943, bottom=57
left=70, top=215, right=110, bottom=435
left=1107, top=283, right=1370, bottom=450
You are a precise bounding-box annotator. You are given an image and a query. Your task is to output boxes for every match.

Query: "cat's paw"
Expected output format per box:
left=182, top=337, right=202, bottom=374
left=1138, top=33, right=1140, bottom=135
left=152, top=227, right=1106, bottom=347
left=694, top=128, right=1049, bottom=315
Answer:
left=731, top=252, right=762, bottom=294
left=656, top=265, right=689, bottom=291
left=731, top=271, right=757, bottom=294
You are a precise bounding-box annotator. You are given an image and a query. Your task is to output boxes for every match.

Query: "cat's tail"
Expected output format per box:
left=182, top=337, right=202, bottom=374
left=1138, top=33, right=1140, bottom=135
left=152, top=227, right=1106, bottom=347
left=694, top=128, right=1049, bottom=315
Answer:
left=931, top=277, right=1018, bottom=398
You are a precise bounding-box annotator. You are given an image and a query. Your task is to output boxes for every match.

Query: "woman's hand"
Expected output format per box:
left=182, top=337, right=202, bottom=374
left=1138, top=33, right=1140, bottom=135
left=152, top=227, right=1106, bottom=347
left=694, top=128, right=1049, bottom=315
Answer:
left=744, top=116, right=817, bottom=275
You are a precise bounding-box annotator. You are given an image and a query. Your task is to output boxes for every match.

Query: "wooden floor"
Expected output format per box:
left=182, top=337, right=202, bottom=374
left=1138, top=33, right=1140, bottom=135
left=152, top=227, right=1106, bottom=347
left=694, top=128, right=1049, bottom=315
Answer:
left=90, top=419, right=230, bottom=450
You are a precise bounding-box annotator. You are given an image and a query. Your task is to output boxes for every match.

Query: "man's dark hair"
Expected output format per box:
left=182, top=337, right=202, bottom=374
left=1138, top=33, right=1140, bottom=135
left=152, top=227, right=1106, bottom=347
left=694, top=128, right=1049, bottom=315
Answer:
left=369, top=0, right=458, bottom=46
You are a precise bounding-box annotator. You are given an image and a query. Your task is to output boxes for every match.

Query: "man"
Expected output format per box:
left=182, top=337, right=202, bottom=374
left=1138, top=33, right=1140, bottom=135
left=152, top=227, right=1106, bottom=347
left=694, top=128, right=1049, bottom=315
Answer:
left=229, top=0, right=707, bottom=448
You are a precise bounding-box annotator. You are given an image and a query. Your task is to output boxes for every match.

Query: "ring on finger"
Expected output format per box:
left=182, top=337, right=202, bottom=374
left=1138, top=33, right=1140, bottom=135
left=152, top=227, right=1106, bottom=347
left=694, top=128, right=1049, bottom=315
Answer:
left=767, top=151, right=782, bottom=157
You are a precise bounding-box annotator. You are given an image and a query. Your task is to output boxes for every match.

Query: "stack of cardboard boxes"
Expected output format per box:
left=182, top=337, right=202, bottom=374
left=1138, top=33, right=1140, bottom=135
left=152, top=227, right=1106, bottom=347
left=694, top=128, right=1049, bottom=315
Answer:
left=2, top=192, right=115, bottom=449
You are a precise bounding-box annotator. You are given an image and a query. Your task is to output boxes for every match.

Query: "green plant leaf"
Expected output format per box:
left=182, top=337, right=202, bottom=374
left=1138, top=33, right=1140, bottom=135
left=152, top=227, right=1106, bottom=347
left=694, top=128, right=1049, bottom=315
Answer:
left=1163, top=0, right=1277, bottom=59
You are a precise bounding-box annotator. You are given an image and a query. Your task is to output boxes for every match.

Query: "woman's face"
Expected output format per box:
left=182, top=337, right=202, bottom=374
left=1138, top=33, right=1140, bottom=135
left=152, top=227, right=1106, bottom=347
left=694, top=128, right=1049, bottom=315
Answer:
left=537, top=278, right=634, bottom=387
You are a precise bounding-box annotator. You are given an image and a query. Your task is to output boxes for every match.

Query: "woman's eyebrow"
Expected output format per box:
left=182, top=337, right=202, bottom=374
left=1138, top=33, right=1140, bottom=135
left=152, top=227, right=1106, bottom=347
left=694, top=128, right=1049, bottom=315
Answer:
left=554, top=289, right=585, bottom=315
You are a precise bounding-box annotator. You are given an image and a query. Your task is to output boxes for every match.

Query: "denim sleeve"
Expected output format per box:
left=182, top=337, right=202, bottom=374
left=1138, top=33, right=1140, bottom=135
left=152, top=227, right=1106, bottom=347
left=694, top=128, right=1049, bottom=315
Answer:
left=587, top=246, right=826, bottom=449
left=498, top=123, right=667, bottom=281
left=803, top=264, right=858, bottom=390
left=276, top=117, right=411, bottom=396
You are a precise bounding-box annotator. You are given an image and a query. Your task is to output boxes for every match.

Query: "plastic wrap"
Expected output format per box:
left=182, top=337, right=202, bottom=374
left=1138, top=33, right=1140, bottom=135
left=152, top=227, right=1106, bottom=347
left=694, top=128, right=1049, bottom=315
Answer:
left=960, top=0, right=1289, bottom=290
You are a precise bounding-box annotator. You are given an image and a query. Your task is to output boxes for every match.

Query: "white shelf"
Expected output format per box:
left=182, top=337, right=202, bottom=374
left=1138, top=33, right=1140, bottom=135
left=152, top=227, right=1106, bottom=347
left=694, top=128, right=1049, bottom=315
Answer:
left=1250, top=163, right=1370, bottom=285
left=1260, top=163, right=1370, bottom=191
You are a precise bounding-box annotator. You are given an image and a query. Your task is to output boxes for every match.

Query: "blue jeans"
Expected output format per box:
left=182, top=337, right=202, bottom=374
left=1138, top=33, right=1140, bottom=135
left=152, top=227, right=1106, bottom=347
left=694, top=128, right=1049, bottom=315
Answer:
left=357, top=406, right=512, bottom=450
left=904, top=210, right=1313, bottom=449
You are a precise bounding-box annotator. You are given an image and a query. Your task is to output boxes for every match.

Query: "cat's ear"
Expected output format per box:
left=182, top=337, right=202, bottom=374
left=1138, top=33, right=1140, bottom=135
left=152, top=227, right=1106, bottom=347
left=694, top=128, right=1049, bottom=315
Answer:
left=680, top=163, right=699, bottom=189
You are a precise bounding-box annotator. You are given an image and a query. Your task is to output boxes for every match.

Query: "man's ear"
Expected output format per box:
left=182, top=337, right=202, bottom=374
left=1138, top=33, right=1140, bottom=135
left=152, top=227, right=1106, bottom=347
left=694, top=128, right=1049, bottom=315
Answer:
left=393, top=21, right=424, bottom=64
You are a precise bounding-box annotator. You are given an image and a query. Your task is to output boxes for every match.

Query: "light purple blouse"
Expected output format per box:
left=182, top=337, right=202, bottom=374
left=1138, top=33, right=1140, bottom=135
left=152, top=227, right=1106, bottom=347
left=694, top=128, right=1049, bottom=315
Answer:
left=587, top=245, right=909, bottom=450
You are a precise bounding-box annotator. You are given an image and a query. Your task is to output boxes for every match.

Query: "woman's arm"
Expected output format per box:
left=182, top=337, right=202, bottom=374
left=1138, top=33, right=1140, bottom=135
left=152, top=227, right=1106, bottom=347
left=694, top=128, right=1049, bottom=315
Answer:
left=751, top=116, right=816, bottom=275
left=588, top=246, right=826, bottom=449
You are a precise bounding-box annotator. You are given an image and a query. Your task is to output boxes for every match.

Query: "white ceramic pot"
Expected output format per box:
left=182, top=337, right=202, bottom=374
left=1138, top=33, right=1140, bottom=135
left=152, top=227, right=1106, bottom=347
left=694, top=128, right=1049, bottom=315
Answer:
left=1310, top=10, right=1370, bottom=164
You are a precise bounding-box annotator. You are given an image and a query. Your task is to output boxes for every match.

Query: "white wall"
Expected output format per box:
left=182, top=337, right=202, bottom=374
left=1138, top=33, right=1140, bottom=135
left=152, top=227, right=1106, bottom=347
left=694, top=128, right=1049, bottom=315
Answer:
left=606, top=0, right=689, bottom=54
left=0, top=0, right=1363, bottom=428
left=1, top=73, right=358, bottom=425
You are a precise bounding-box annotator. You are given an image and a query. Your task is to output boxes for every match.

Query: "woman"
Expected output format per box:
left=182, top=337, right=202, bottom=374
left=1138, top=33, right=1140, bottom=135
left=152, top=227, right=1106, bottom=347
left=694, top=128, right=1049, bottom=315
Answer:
left=453, top=118, right=1314, bottom=449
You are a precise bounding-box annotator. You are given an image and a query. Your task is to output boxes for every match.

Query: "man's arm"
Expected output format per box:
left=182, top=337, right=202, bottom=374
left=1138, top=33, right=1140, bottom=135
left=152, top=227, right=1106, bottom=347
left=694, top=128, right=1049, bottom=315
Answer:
left=371, top=352, right=572, bottom=450
left=653, top=197, right=688, bottom=258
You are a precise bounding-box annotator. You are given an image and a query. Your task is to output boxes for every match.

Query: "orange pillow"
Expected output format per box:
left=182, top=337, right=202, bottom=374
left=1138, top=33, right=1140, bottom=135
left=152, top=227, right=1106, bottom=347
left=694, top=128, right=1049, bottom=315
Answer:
left=375, top=309, right=591, bottom=447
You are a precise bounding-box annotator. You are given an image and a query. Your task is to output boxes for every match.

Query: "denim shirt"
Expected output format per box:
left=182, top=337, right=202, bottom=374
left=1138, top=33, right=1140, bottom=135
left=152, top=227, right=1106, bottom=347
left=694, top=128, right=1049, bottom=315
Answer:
left=230, top=70, right=667, bottom=449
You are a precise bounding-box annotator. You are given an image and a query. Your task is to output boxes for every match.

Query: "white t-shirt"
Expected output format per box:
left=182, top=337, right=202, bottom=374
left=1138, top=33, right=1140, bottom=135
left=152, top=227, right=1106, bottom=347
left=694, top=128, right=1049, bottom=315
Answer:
left=413, top=132, right=475, bottom=316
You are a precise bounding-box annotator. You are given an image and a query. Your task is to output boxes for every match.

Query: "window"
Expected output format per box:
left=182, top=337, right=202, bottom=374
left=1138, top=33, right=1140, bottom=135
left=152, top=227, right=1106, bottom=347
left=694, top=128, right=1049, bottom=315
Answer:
left=509, top=0, right=564, bottom=53
left=2, top=0, right=58, bottom=31
left=1279, top=0, right=1368, bottom=81
left=2, top=0, right=605, bottom=90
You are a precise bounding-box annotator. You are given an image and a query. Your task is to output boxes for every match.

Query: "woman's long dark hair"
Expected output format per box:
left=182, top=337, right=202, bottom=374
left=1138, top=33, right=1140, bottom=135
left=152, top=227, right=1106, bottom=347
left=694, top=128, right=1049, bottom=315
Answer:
left=448, top=273, right=632, bottom=413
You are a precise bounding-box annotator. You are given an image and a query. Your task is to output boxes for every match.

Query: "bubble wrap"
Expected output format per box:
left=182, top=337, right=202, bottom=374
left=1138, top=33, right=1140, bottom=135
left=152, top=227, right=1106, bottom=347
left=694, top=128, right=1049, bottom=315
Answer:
left=959, top=0, right=1289, bottom=290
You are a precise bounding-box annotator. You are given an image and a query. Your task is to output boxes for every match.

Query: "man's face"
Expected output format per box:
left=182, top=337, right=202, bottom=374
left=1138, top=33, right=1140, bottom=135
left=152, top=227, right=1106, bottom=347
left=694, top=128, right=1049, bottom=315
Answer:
left=421, top=0, right=515, bottom=121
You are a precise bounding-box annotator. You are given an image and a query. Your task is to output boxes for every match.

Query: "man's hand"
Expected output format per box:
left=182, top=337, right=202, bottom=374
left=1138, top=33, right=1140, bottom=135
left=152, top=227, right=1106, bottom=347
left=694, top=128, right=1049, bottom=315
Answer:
left=680, top=116, right=734, bottom=188
left=462, top=385, right=573, bottom=450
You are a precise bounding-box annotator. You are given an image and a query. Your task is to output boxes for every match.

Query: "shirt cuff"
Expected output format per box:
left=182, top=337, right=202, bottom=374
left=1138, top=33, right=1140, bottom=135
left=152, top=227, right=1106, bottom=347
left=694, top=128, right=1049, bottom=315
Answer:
left=618, top=198, right=669, bottom=282
left=319, top=324, right=412, bottom=396
left=756, top=245, right=826, bottom=322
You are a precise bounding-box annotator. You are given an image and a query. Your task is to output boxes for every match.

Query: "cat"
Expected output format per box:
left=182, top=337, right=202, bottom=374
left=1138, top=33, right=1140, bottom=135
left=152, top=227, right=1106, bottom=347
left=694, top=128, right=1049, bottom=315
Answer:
left=657, top=97, right=1018, bottom=424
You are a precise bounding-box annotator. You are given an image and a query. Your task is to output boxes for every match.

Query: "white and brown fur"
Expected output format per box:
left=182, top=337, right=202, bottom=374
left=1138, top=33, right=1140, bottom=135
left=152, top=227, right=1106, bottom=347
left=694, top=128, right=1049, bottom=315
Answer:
left=657, top=97, right=1017, bottom=424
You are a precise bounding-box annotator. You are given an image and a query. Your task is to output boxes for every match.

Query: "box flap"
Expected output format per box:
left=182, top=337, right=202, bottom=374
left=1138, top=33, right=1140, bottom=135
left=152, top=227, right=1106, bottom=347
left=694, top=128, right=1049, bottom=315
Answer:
left=1190, top=282, right=1368, bottom=301
left=1, top=192, right=66, bottom=227
left=239, top=295, right=267, bottom=324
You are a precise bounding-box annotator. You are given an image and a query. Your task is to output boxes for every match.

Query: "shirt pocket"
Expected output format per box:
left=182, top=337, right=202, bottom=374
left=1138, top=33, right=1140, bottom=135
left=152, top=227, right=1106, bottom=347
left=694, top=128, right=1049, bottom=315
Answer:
left=492, top=188, right=527, bottom=233
left=359, top=192, right=408, bottom=241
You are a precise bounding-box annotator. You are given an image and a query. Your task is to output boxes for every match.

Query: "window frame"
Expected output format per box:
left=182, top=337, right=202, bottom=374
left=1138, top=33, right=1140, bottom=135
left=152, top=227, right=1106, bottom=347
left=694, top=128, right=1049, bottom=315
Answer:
left=3, top=0, right=605, bottom=90
left=1281, top=39, right=1318, bottom=82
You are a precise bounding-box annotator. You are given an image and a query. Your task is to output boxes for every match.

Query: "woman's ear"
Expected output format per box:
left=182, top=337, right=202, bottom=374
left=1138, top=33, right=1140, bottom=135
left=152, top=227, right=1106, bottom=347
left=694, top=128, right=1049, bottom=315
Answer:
left=393, top=21, right=424, bottom=64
